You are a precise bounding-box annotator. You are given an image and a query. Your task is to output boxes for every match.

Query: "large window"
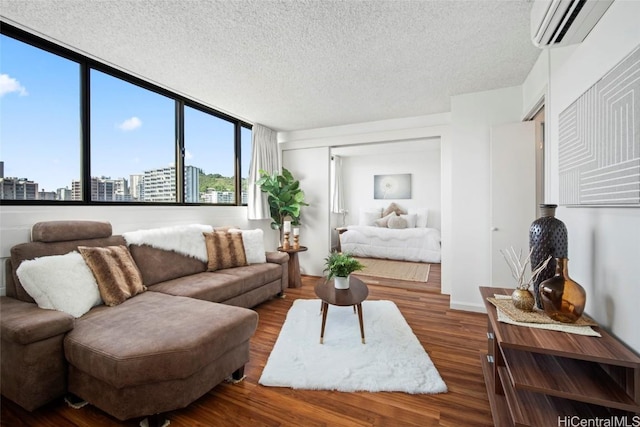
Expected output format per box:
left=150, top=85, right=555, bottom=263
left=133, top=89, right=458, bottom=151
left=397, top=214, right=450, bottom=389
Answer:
left=0, top=24, right=251, bottom=205
left=90, top=70, right=175, bottom=202
left=184, top=106, right=235, bottom=204
left=0, top=34, right=81, bottom=201
left=240, top=126, right=252, bottom=205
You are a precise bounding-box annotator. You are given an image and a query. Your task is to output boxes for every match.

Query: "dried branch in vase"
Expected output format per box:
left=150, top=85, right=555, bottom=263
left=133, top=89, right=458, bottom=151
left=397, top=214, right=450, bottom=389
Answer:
left=500, top=247, right=552, bottom=290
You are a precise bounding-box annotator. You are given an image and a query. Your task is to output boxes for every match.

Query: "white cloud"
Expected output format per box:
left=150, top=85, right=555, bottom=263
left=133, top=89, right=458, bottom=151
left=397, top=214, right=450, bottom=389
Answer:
left=0, top=74, right=28, bottom=97
left=117, top=116, right=142, bottom=131
left=185, top=150, right=193, bottom=160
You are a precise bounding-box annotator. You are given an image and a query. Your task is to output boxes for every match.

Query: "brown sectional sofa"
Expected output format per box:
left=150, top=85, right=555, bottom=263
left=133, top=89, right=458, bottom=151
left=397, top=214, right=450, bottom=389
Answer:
left=0, top=221, right=289, bottom=422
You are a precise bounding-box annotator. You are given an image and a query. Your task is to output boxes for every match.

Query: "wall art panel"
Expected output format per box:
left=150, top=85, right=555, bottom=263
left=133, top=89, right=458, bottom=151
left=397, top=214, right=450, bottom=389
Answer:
left=558, top=44, right=640, bottom=206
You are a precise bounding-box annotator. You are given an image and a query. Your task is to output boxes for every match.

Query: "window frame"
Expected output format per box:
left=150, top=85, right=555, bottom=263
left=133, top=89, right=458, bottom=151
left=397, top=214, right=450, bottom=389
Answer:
left=0, top=22, right=252, bottom=206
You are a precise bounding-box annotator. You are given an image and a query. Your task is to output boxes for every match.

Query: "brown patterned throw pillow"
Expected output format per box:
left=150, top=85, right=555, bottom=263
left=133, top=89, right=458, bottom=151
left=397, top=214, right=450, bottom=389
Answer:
left=78, top=245, right=146, bottom=306
left=203, top=231, right=248, bottom=271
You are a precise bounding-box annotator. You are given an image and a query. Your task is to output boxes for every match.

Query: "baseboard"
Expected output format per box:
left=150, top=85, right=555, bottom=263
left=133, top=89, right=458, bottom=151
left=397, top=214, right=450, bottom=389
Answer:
left=449, top=301, right=486, bottom=313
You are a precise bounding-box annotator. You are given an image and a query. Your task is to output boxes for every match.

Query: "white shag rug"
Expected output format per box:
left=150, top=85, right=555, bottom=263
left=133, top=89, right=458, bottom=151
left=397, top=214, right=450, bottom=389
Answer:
left=259, top=299, right=447, bottom=394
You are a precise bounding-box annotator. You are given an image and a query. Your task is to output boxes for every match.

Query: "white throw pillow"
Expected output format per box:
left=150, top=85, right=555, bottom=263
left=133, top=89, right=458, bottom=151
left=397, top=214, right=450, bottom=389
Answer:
left=16, top=251, right=103, bottom=318
left=359, top=208, right=382, bottom=226
left=374, top=213, right=395, bottom=227
left=409, top=208, right=428, bottom=228
left=229, top=228, right=267, bottom=264
left=388, top=215, right=408, bottom=229
left=400, top=213, right=417, bottom=228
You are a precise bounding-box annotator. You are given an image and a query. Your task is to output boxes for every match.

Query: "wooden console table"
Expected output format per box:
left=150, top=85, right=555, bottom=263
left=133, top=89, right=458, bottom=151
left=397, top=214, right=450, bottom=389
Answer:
left=479, top=286, right=640, bottom=426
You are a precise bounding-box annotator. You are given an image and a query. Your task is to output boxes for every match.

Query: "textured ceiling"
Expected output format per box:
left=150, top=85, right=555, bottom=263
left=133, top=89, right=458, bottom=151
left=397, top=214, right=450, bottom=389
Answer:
left=1, top=0, right=540, bottom=132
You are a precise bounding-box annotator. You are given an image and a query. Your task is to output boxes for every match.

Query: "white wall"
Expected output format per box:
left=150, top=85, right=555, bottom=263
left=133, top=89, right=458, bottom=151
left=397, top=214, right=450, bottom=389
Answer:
left=541, top=0, right=640, bottom=352
left=281, top=147, right=331, bottom=276
left=0, top=205, right=273, bottom=295
left=449, top=86, right=525, bottom=311
left=334, top=142, right=441, bottom=230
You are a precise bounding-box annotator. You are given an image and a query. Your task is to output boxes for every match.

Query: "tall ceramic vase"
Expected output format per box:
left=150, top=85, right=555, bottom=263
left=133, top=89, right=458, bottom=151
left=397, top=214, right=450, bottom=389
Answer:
left=529, top=204, right=568, bottom=309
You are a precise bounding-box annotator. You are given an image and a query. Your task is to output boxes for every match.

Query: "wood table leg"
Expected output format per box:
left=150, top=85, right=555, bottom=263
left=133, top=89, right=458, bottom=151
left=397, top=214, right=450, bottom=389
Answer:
left=320, top=301, right=328, bottom=344
left=356, top=303, right=365, bottom=344
left=287, top=252, right=302, bottom=288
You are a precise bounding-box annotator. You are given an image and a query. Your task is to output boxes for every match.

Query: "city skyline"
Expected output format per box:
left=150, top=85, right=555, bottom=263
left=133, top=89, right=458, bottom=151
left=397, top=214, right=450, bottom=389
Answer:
left=0, top=33, right=251, bottom=195
left=1, top=159, right=247, bottom=203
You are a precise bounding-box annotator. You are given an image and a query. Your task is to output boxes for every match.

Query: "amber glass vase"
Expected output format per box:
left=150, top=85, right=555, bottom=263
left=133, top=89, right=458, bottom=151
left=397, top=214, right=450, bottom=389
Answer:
left=539, top=258, right=586, bottom=323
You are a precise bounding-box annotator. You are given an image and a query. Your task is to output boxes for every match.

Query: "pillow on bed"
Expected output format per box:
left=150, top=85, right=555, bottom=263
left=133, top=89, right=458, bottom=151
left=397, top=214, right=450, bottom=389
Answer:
left=409, top=208, right=428, bottom=228
left=374, top=213, right=395, bottom=227
left=382, top=202, right=407, bottom=217
left=359, top=208, right=382, bottom=226
left=400, top=213, right=417, bottom=228
left=388, top=215, right=408, bottom=229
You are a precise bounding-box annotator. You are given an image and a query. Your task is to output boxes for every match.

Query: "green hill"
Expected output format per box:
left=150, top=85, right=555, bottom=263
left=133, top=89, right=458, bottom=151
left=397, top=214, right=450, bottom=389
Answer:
left=199, top=172, right=248, bottom=192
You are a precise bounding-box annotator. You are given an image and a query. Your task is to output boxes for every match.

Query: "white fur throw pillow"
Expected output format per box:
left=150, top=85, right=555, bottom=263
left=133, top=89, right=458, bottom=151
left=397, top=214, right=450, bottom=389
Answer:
left=16, top=251, right=103, bottom=318
left=229, top=228, right=267, bottom=264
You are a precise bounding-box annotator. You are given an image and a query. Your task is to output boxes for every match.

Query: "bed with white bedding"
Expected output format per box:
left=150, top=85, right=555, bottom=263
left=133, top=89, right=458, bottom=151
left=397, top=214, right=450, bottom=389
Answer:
left=339, top=225, right=441, bottom=263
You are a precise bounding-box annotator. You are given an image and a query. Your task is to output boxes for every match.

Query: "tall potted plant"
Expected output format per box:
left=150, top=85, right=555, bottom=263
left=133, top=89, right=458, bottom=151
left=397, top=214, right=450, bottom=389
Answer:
left=323, top=251, right=364, bottom=289
left=256, top=168, right=309, bottom=231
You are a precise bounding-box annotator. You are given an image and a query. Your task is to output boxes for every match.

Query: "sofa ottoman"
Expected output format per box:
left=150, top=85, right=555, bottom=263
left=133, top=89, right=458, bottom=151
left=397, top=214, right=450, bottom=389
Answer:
left=64, top=291, right=258, bottom=421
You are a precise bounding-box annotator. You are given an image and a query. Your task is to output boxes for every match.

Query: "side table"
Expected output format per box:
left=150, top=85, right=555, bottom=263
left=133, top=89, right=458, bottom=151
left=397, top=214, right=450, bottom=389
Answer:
left=277, top=246, right=308, bottom=288
left=335, top=227, right=348, bottom=252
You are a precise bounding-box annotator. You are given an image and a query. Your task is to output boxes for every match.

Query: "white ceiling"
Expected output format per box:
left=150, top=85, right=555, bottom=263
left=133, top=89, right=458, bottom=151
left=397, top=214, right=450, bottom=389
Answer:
left=1, top=0, right=541, bottom=132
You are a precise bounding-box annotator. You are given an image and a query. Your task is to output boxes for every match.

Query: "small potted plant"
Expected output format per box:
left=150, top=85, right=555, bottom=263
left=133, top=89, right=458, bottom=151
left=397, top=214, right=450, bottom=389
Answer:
left=323, top=251, right=364, bottom=289
left=500, top=247, right=551, bottom=311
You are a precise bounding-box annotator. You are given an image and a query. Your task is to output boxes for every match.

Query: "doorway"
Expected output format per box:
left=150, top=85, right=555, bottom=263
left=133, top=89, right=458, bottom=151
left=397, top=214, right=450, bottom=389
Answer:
left=532, top=106, right=545, bottom=208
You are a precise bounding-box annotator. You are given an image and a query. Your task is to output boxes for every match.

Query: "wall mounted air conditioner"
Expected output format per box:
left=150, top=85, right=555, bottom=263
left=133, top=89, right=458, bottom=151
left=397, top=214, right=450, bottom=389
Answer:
left=531, top=0, right=613, bottom=48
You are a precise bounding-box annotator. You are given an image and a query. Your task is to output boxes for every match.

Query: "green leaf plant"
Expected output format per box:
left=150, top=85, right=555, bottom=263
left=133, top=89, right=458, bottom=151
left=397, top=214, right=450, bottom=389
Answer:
left=323, top=251, right=364, bottom=281
left=256, top=167, right=309, bottom=230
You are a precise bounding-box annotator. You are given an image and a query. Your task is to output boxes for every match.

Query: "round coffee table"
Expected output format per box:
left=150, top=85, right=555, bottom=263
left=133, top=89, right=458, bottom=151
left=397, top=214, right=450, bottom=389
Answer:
left=314, top=276, right=369, bottom=344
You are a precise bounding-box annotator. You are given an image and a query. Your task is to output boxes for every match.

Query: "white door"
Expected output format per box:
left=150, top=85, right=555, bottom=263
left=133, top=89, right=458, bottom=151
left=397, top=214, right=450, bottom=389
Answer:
left=490, top=121, right=536, bottom=287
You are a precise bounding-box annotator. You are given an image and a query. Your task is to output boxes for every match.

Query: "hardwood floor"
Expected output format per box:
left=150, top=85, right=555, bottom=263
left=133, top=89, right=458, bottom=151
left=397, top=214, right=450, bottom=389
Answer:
left=1, top=264, right=494, bottom=426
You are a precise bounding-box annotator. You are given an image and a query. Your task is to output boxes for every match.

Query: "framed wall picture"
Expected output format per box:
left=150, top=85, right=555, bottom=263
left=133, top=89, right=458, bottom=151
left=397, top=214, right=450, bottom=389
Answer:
left=374, top=174, right=411, bottom=199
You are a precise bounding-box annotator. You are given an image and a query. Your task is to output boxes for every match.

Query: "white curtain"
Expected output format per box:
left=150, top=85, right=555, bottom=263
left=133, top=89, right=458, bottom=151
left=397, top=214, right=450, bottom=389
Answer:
left=331, top=155, right=346, bottom=220
left=247, top=124, right=280, bottom=220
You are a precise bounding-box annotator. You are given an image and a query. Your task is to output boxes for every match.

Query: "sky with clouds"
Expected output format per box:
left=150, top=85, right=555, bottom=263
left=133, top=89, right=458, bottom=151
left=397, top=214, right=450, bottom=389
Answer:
left=1, top=34, right=251, bottom=193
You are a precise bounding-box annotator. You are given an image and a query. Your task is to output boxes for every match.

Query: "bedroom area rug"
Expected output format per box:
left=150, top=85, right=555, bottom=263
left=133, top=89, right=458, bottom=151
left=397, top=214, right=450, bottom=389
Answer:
left=353, top=257, right=430, bottom=282
left=259, top=299, right=447, bottom=394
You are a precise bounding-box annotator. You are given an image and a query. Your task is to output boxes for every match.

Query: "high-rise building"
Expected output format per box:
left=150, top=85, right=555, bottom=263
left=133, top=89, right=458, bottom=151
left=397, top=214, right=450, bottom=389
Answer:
left=71, top=177, right=129, bottom=201
left=185, top=166, right=201, bottom=203
left=71, top=179, right=82, bottom=200
left=57, top=187, right=72, bottom=200
left=129, top=174, right=144, bottom=201
left=143, top=166, right=200, bottom=203
left=144, top=167, right=176, bottom=202
left=202, top=189, right=235, bottom=204
left=1, top=177, right=38, bottom=200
